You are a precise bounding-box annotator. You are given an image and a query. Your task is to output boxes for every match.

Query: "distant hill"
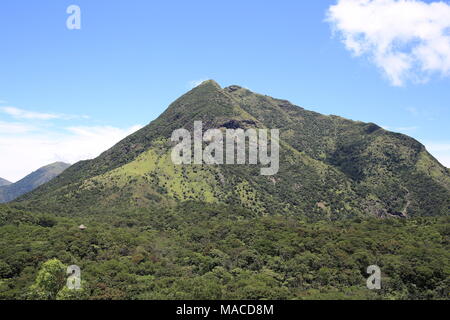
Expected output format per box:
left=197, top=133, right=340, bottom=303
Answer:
left=0, top=162, right=71, bottom=203
left=17, top=80, right=450, bottom=218
left=0, top=178, right=11, bottom=187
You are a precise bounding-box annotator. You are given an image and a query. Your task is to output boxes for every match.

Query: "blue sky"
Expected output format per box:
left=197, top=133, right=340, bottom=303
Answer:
left=0, top=0, right=449, bottom=181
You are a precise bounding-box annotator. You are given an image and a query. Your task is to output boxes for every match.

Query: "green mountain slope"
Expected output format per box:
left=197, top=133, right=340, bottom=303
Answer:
left=0, top=162, right=71, bottom=203
left=0, top=178, right=11, bottom=187
left=16, top=81, right=450, bottom=218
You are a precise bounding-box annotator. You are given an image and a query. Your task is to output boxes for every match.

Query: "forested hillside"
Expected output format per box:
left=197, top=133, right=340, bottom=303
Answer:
left=0, top=204, right=448, bottom=300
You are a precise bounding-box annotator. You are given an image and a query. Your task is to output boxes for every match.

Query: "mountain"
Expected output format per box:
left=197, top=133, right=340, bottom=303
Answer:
left=0, top=178, right=11, bottom=187
left=3, top=81, right=449, bottom=300
left=0, top=162, right=71, bottom=203
left=17, top=80, right=450, bottom=218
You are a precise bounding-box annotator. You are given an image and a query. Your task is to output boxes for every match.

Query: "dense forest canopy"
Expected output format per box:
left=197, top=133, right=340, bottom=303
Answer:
left=1, top=203, right=448, bottom=300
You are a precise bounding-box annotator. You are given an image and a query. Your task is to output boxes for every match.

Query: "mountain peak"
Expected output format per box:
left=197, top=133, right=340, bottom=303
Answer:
left=41, top=162, right=71, bottom=169
left=195, top=79, right=222, bottom=90
left=0, top=177, right=11, bottom=187
left=0, top=162, right=71, bottom=203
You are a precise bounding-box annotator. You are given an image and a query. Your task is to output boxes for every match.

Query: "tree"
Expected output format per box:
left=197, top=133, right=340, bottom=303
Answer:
left=56, top=286, right=88, bottom=300
left=28, top=259, right=65, bottom=300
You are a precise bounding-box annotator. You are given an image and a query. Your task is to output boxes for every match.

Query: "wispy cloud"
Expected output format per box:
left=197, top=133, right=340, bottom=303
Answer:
left=0, top=121, right=36, bottom=134
left=326, top=0, right=450, bottom=86
left=1, top=106, right=89, bottom=120
left=1, top=106, right=60, bottom=120
left=0, top=124, right=143, bottom=182
left=0, top=102, right=141, bottom=181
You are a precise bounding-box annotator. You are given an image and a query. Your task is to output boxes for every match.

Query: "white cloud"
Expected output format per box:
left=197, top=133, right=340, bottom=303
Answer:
left=1, top=106, right=89, bottom=120
left=0, top=121, right=36, bottom=134
left=0, top=124, right=142, bottom=182
left=1, top=106, right=60, bottom=120
left=326, top=0, right=450, bottom=86
left=425, top=142, right=450, bottom=167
